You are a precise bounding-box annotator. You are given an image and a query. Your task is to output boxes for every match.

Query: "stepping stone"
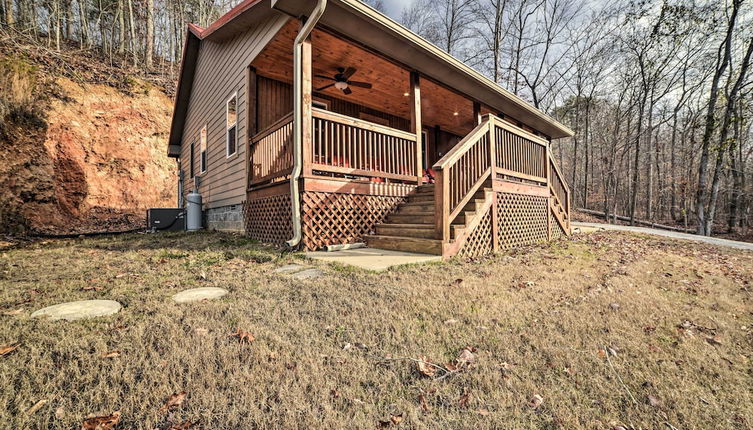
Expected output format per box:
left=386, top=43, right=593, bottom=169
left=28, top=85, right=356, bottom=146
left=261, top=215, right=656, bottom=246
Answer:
left=274, top=264, right=307, bottom=274
left=31, top=300, right=122, bottom=321
left=172, top=287, right=228, bottom=303
left=290, top=268, right=324, bottom=280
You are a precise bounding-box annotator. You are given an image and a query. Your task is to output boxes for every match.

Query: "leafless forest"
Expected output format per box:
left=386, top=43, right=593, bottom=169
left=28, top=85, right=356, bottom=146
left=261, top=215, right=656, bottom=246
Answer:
left=2, top=0, right=752, bottom=237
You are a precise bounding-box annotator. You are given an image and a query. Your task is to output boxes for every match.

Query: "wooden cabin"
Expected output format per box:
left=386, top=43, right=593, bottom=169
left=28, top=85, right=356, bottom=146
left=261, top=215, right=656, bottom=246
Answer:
left=167, top=0, right=573, bottom=259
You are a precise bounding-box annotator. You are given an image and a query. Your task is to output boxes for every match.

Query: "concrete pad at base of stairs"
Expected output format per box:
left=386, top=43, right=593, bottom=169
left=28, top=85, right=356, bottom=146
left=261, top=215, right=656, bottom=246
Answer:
left=274, top=264, right=308, bottom=274
left=172, top=287, right=228, bottom=303
left=31, top=300, right=122, bottom=321
left=305, top=247, right=442, bottom=271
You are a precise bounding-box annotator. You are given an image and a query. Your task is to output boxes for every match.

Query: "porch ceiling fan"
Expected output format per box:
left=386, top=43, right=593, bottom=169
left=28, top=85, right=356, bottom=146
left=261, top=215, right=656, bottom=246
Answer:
left=315, top=67, right=372, bottom=95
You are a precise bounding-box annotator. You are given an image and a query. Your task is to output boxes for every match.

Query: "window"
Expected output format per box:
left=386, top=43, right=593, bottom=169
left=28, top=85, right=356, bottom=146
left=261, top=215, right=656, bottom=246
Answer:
left=226, top=93, right=238, bottom=157
left=190, top=139, right=195, bottom=178
left=200, top=125, right=207, bottom=174
left=313, top=99, right=329, bottom=110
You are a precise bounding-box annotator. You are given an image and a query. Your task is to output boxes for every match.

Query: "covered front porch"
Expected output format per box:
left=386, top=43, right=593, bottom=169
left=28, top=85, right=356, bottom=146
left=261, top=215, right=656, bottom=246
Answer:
left=244, top=19, right=570, bottom=256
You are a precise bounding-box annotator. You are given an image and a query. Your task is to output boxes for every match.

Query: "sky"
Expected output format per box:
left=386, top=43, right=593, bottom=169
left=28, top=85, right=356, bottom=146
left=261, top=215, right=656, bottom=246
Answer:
left=379, top=0, right=415, bottom=19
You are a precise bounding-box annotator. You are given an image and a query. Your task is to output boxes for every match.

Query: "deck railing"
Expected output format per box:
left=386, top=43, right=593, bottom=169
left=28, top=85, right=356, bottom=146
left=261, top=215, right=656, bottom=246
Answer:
left=493, top=120, right=548, bottom=184
left=249, top=113, right=293, bottom=186
left=433, top=120, right=493, bottom=240
left=549, top=155, right=570, bottom=222
left=310, top=108, right=419, bottom=183
left=434, top=113, right=570, bottom=241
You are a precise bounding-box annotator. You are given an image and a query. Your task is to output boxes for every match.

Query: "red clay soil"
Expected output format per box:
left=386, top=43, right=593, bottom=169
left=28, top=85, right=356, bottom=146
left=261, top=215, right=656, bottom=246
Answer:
left=0, top=78, right=176, bottom=235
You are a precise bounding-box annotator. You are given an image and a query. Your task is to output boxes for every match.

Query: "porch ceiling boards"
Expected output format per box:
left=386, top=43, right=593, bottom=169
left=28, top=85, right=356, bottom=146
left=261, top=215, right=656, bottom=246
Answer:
left=270, top=0, right=573, bottom=139
left=251, top=20, right=485, bottom=137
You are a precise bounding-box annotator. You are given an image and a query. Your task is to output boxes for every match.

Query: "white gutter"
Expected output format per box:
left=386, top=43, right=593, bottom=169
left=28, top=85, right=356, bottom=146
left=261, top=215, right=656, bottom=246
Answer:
left=286, top=0, right=327, bottom=248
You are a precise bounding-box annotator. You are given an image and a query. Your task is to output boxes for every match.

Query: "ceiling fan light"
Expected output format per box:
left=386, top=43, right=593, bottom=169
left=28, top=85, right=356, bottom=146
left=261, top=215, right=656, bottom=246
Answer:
left=403, top=92, right=410, bottom=97
left=335, top=81, right=348, bottom=90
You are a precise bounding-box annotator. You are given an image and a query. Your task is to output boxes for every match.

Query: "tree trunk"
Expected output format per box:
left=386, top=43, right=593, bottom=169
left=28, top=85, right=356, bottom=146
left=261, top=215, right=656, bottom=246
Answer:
left=145, top=0, right=154, bottom=70
left=128, top=0, right=136, bottom=66
left=3, top=0, right=12, bottom=27
left=117, top=0, right=125, bottom=56
left=696, top=0, right=741, bottom=235
left=705, top=37, right=753, bottom=236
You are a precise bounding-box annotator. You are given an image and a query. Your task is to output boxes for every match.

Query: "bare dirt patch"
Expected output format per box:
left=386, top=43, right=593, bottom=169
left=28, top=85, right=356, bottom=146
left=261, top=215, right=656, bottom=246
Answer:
left=0, top=232, right=751, bottom=429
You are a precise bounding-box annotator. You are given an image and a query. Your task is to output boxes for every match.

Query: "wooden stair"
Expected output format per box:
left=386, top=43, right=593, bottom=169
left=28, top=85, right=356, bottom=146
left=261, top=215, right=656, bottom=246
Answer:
left=365, top=183, right=443, bottom=255
left=365, top=181, right=494, bottom=255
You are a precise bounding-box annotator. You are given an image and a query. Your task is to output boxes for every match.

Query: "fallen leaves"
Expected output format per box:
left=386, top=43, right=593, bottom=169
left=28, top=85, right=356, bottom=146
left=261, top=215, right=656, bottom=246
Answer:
left=159, top=391, right=187, bottom=413
left=82, top=411, right=121, bottom=430
left=168, top=420, right=199, bottom=429
left=377, top=413, right=403, bottom=427
left=0, top=343, right=19, bottom=357
left=415, top=347, right=477, bottom=379
left=416, top=355, right=437, bottom=377
left=228, top=329, right=255, bottom=344
left=528, top=394, right=544, bottom=409
left=418, top=393, right=430, bottom=412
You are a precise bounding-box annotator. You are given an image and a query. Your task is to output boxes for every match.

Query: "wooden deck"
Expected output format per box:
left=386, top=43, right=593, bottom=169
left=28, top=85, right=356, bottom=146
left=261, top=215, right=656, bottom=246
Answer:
left=245, top=109, right=570, bottom=258
left=243, top=20, right=569, bottom=258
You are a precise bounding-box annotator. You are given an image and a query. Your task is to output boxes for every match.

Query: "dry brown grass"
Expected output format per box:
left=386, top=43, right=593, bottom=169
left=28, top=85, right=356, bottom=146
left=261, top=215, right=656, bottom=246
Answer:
left=1, top=231, right=752, bottom=429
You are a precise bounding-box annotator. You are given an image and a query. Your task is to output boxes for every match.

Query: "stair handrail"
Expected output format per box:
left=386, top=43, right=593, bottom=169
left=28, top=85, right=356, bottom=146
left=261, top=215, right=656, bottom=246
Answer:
left=433, top=115, right=494, bottom=241
left=548, top=153, right=569, bottom=216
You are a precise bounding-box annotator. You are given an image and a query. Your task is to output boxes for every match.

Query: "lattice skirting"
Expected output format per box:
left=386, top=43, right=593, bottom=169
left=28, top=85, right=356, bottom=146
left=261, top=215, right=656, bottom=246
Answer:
left=457, top=206, right=493, bottom=258
left=244, top=193, right=292, bottom=247
left=550, top=210, right=566, bottom=240
left=496, top=192, right=549, bottom=249
left=301, top=191, right=406, bottom=251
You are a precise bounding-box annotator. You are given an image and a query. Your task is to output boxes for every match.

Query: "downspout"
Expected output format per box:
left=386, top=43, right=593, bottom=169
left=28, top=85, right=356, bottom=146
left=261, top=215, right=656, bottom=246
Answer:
left=286, top=0, right=327, bottom=248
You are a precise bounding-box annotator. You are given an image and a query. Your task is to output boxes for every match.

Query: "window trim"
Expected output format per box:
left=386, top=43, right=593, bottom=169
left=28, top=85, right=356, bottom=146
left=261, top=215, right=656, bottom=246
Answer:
left=226, top=92, right=238, bottom=158
left=199, top=125, right=207, bottom=174
left=312, top=99, right=329, bottom=110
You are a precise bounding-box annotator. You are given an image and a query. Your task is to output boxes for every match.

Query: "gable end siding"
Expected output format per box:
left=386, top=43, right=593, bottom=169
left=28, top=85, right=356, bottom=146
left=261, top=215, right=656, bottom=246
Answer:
left=180, top=13, right=290, bottom=209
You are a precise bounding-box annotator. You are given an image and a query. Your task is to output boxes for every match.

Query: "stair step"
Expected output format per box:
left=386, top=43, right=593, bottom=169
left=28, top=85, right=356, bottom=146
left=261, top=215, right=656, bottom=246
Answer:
left=451, top=225, right=465, bottom=240
left=387, top=213, right=434, bottom=224
left=408, top=194, right=435, bottom=203
left=376, top=224, right=436, bottom=239
left=452, top=211, right=475, bottom=225
left=365, top=235, right=443, bottom=255
left=399, top=204, right=435, bottom=214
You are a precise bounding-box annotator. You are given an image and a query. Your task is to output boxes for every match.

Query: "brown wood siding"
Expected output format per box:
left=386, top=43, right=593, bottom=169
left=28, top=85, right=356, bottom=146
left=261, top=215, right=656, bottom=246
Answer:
left=255, top=76, right=410, bottom=133
left=179, top=14, right=290, bottom=209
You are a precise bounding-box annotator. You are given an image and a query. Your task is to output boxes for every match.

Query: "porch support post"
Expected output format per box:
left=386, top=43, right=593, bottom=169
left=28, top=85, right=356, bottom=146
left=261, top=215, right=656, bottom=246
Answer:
left=546, top=144, right=552, bottom=240
left=301, top=33, right=314, bottom=178
left=410, top=71, right=422, bottom=185
left=473, top=101, right=482, bottom=125
left=492, top=189, right=499, bottom=251
left=246, top=66, right=257, bottom=190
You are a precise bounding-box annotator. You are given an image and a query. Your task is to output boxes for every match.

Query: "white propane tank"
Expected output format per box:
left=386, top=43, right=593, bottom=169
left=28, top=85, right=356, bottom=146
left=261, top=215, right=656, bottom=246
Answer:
left=186, top=190, right=203, bottom=231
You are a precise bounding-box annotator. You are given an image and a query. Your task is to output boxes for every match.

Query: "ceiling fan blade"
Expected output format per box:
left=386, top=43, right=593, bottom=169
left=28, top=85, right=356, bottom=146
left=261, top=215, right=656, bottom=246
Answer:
left=316, top=83, right=335, bottom=91
left=348, top=81, right=372, bottom=89
left=315, top=74, right=336, bottom=81
left=342, top=67, right=357, bottom=79
left=343, top=87, right=353, bottom=95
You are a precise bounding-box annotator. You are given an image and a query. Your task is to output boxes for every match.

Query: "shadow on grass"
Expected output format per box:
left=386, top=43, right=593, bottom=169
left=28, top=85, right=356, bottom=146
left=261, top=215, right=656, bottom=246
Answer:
left=29, top=231, right=290, bottom=260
